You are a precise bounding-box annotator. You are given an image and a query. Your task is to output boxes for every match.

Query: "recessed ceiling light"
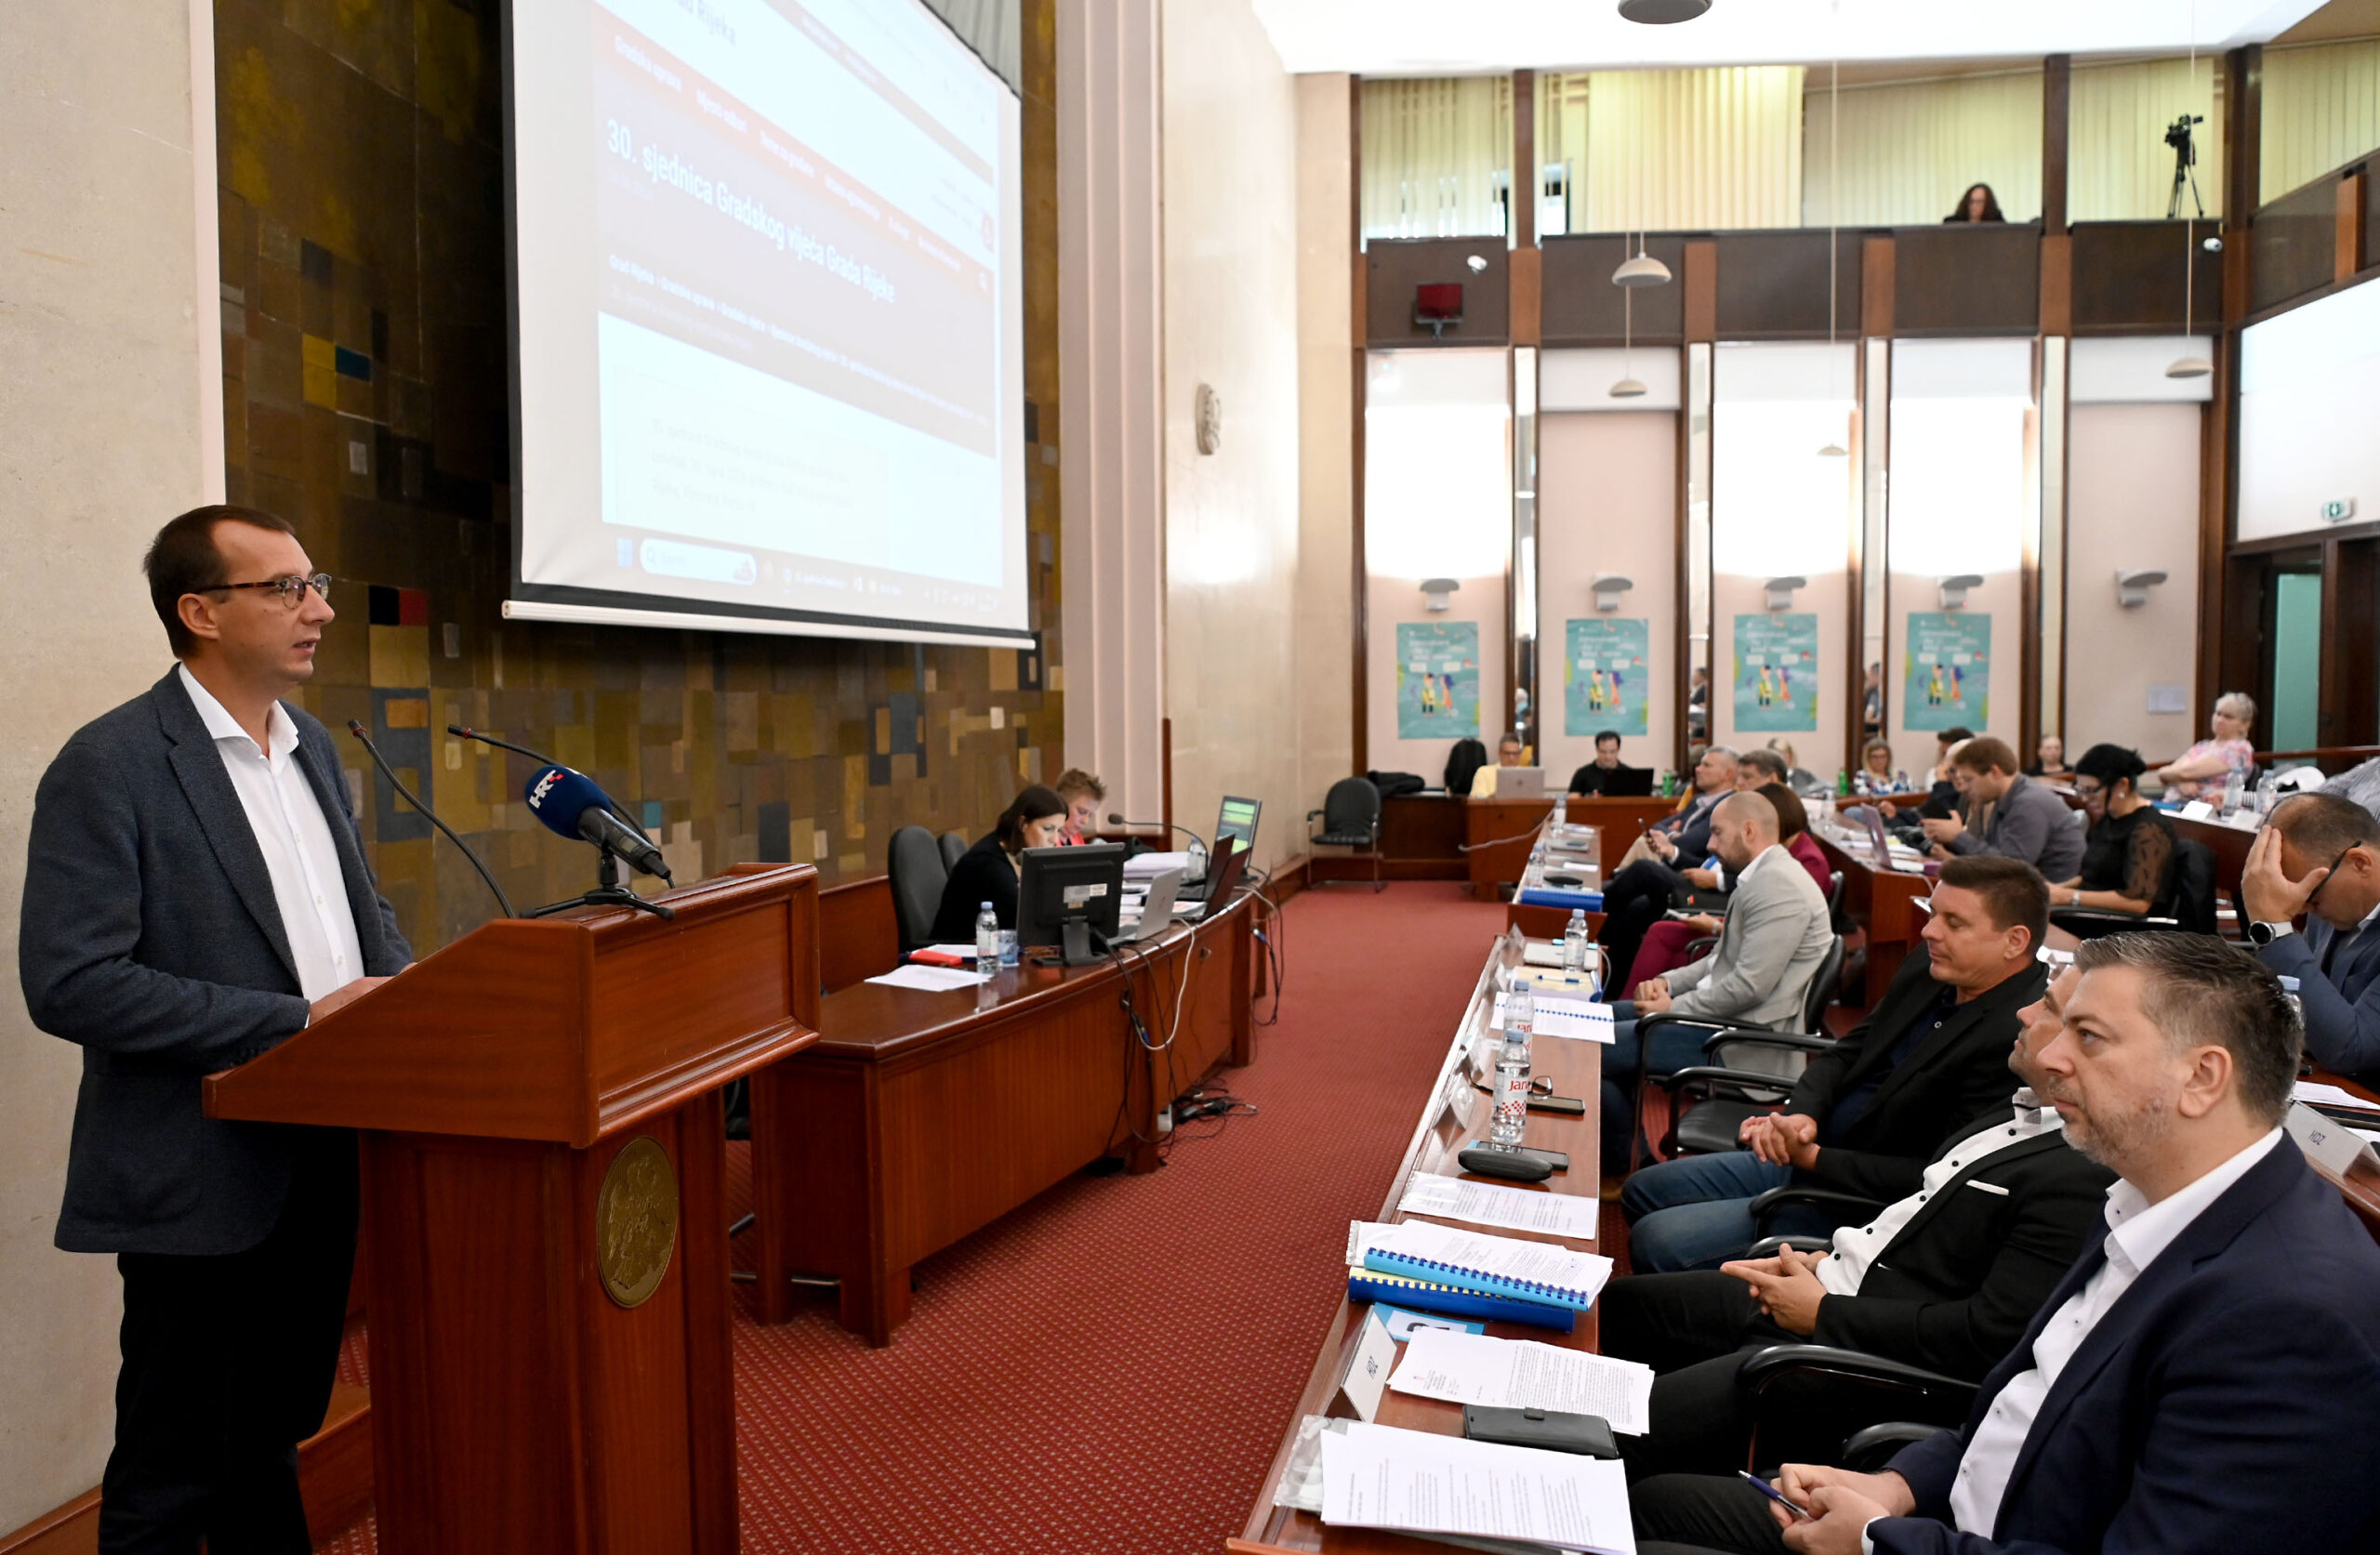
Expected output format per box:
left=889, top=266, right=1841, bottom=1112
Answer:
left=1619, top=0, right=1712, bottom=22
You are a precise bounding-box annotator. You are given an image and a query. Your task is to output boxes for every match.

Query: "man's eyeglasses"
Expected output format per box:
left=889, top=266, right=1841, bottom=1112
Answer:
left=206, top=573, right=333, bottom=609
left=2306, top=847, right=2355, bottom=910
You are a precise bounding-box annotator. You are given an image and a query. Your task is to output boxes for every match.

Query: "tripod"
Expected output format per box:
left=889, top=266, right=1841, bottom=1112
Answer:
left=528, top=849, right=676, bottom=920
left=2166, top=119, right=2205, bottom=220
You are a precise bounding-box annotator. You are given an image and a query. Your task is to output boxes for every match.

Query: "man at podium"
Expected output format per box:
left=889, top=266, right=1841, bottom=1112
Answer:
left=19, top=505, right=411, bottom=1553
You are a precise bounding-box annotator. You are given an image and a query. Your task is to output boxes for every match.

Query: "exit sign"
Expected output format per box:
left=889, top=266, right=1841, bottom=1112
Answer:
left=2322, top=498, right=2359, bottom=523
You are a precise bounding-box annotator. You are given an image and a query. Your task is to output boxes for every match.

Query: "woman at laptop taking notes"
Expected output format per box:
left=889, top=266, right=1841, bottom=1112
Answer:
left=931, top=785, right=1068, bottom=942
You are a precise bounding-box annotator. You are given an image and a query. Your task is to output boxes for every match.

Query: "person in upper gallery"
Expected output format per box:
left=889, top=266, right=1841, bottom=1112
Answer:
left=2155, top=690, right=2257, bottom=800
left=18, top=504, right=412, bottom=1554
left=2049, top=744, right=2175, bottom=917
left=1600, top=788, right=1834, bottom=1098
left=1918, top=736, right=2084, bottom=881
left=1468, top=731, right=1529, bottom=797
left=1603, top=749, right=1784, bottom=985
left=1623, top=782, right=1832, bottom=992
left=930, top=784, right=1068, bottom=942
left=1051, top=767, right=1106, bottom=844
left=1568, top=730, right=1639, bottom=796
left=1851, top=738, right=1906, bottom=800
left=2241, top=792, right=2380, bottom=1083
left=1620, top=856, right=2050, bottom=1274
left=2025, top=733, right=2071, bottom=782
left=1628, top=933, right=2380, bottom=1555
left=1601, top=963, right=2114, bottom=1484
left=1942, top=181, right=2005, bottom=223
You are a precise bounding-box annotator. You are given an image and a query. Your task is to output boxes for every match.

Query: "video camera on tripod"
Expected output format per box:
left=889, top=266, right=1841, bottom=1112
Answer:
left=2166, top=112, right=2206, bottom=218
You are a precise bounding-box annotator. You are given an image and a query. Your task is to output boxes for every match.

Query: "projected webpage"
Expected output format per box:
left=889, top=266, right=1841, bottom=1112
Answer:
left=512, top=0, right=1027, bottom=639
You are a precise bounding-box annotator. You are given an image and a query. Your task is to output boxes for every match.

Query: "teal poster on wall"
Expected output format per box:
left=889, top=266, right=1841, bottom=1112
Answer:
left=1731, top=613, right=1819, bottom=733
left=1563, top=618, right=1649, bottom=737
left=1903, top=612, right=1991, bottom=730
left=1396, top=621, right=1481, bottom=740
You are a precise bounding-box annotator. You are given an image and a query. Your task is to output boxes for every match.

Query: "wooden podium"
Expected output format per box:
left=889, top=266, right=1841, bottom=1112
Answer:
left=206, top=863, right=820, bottom=1554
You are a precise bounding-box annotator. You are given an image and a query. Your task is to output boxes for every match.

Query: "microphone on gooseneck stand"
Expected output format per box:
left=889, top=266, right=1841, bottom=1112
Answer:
left=1108, top=812, right=1213, bottom=884
left=454, top=724, right=643, bottom=832
left=346, top=721, right=517, bottom=918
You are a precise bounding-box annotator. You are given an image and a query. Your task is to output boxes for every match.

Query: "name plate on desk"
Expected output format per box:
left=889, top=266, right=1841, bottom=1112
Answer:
left=1328, top=1311, right=1398, bottom=1423
left=2288, top=1100, right=2380, bottom=1175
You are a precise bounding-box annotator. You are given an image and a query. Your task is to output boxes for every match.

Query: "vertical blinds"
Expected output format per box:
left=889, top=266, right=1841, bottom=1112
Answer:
left=1359, top=76, right=1514, bottom=241
left=2262, top=37, right=2380, bottom=204
left=2069, top=57, right=2225, bottom=221
left=1801, top=70, right=2043, bottom=228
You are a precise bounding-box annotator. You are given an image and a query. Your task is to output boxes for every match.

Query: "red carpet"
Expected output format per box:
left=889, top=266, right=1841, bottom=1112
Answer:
left=323, top=881, right=1510, bottom=1551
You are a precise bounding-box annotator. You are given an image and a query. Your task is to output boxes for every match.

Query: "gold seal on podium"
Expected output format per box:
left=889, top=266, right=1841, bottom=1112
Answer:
left=596, top=1135, right=678, bottom=1309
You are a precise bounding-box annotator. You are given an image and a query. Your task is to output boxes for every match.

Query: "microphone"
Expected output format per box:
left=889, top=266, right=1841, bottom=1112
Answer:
left=524, top=765, right=672, bottom=882
left=1106, top=813, right=1210, bottom=857
left=346, top=721, right=517, bottom=918
left=448, top=724, right=559, bottom=769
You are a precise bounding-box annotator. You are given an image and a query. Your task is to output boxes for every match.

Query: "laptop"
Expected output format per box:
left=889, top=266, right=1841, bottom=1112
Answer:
left=1598, top=765, right=1657, bottom=797
left=1182, top=795, right=1263, bottom=902
left=1115, top=869, right=1183, bottom=943
left=1494, top=766, right=1548, bottom=799
left=1175, top=835, right=1250, bottom=921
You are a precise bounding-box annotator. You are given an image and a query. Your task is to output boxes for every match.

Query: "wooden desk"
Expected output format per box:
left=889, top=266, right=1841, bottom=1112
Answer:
left=1236, top=941, right=1605, bottom=1554
left=1816, top=833, right=1934, bottom=1008
left=1569, top=797, right=1682, bottom=877
left=749, top=892, right=1256, bottom=1344
left=1465, top=797, right=1554, bottom=901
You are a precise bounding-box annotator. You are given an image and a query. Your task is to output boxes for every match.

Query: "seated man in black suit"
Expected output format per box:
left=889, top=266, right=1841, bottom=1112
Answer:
left=1632, top=931, right=2380, bottom=1555
left=1621, top=856, right=2049, bottom=1272
left=1603, top=962, right=2113, bottom=1480
left=1569, top=730, right=1639, bottom=796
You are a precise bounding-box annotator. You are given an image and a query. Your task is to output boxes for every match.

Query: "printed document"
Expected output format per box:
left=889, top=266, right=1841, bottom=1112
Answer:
left=1390, top=1328, right=1655, bottom=1435
left=1492, top=992, right=1614, bottom=1043
left=1318, top=1420, right=1633, bottom=1554
left=1401, top=1175, right=1601, bottom=1241
left=1369, top=1220, right=1613, bottom=1305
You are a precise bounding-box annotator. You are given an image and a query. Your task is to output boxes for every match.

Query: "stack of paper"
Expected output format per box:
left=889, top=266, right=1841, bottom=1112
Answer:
left=1491, top=991, right=1615, bottom=1043
left=1390, top=1328, right=1654, bottom=1435
left=1400, top=1175, right=1601, bottom=1240
left=1368, top=1220, right=1614, bottom=1311
left=866, top=963, right=985, bottom=993
left=1318, top=1420, right=1635, bottom=1555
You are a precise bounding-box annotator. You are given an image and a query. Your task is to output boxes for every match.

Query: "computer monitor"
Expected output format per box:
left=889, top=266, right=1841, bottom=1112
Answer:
left=1018, top=842, right=1127, bottom=966
left=1215, top=795, right=1263, bottom=859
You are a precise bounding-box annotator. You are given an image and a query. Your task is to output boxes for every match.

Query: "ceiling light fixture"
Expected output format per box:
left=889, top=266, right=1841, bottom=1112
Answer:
left=1618, top=0, right=1712, bottom=22
left=1613, top=244, right=1671, bottom=286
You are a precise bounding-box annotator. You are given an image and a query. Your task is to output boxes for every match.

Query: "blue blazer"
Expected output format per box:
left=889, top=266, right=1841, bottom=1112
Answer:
left=2258, top=919, right=2380, bottom=1082
left=1871, top=1139, right=2380, bottom=1555
left=19, top=670, right=410, bottom=1256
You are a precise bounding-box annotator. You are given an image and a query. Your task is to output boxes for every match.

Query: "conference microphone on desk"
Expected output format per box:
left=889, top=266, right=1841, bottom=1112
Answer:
left=1106, top=813, right=1210, bottom=857
left=346, top=721, right=517, bottom=918
left=524, top=765, right=673, bottom=883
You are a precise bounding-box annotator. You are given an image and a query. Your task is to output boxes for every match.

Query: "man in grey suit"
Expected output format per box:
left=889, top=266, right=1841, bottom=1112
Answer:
left=19, top=505, right=410, bottom=1553
left=1922, top=736, right=2083, bottom=882
left=1606, top=789, right=1834, bottom=1082
left=2243, top=792, right=2380, bottom=1083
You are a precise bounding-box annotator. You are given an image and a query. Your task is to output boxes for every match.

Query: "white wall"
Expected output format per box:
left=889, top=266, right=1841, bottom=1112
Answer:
left=1537, top=408, right=1677, bottom=780
left=2065, top=402, right=2202, bottom=760
left=1294, top=73, right=1356, bottom=821
left=1, top=0, right=219, bottom=1526
left=1159, top=0, right=1303, bottom=871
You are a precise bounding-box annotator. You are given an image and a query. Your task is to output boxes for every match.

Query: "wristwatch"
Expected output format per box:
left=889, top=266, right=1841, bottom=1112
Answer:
left=2247, top=921, right=2296, bottom=946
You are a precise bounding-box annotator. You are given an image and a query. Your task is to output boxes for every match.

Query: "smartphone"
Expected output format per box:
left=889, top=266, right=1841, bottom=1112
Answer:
left=1739, top=1470, right=1811, bottom=1521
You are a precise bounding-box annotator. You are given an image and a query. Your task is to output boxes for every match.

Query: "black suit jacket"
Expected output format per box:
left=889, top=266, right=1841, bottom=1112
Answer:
left=1788, top=952, right=2047, bottom=1203
left=20, top=670, right=410, bottom=1256
left=1875, top=1140, right=2380, bottom=1555
left=930, top=832, right=1019, bottom=942
left=1812, top=1127, right=2115, bottom=1380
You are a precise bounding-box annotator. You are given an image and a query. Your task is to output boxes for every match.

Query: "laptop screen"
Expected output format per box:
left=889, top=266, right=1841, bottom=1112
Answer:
left=1215, top=795, right=1262, bottom=857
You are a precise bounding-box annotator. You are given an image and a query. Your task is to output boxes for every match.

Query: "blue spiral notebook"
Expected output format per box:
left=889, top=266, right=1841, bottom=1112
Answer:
left=1345, top=1269, right=1575, bottom=1334
left=1361, top=1219, right=1614, bottom=1313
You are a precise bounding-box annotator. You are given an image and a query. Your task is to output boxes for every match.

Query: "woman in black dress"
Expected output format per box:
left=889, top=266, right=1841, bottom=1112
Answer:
left=2052, top=745, right=2174, bottom=916
left=931, top=784, right=1069, bottom=942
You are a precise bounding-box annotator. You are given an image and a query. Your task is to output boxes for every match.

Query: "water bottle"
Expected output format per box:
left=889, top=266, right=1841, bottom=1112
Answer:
left=1553, top=793, right=1567, bottom=828
left=1563, top=909, right=1591, bottom=977
left=974, top=902, right=999, bottom=969
left=1489, top=979, right=1535, bottom=1149
left=1836, top=768, right=1850, bottom=797
left=2222, top=771, right=2245, bottom=814
left=2255, top=771, right=2280, bottom=815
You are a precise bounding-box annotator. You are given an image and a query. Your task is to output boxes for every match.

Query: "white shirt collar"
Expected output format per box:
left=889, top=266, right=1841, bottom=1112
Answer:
left=2100, top=1127, right=2286, bottom=1279
left=1731, top=842, right=1779, bottom=884
left=178, top=663, right=298, bottom=766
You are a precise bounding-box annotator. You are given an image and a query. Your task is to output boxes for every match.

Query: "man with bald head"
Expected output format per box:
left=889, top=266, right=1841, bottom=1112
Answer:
left=1604, top=792, right=1835, bottom=1138
left=2242, top=791, right=2380, bottom=1081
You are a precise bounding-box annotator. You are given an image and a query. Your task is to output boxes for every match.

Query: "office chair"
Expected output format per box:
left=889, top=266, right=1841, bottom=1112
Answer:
left=2050, top=836, right=2216, bottom=941
left=938, top=829, right=969, bottom=872
left=1309, top=776, right=1386, bottom=891
left=1640, top=934, right=1848, bottom=1159
left=887, top=825, right=948, bottom=953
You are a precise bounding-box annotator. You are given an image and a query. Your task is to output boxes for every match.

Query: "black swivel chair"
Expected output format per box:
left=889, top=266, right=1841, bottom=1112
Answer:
left=938, top=829, right=969, bottom=872
left=1309, top=776, right=1386, bottom=891
left=1638, top=934, right=1848, bottom=1159
left=2050, top=835, right=2216, bottom=941
left=887, top=824, right=948, bottom=954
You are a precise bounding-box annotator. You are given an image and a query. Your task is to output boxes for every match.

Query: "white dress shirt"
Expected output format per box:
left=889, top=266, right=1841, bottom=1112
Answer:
left=178, top=665, right=365, bottom=1005
left=1942, top=1127, right=2288, bottom=1535
left=1818, top=1092, right=2064, bottom=1298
